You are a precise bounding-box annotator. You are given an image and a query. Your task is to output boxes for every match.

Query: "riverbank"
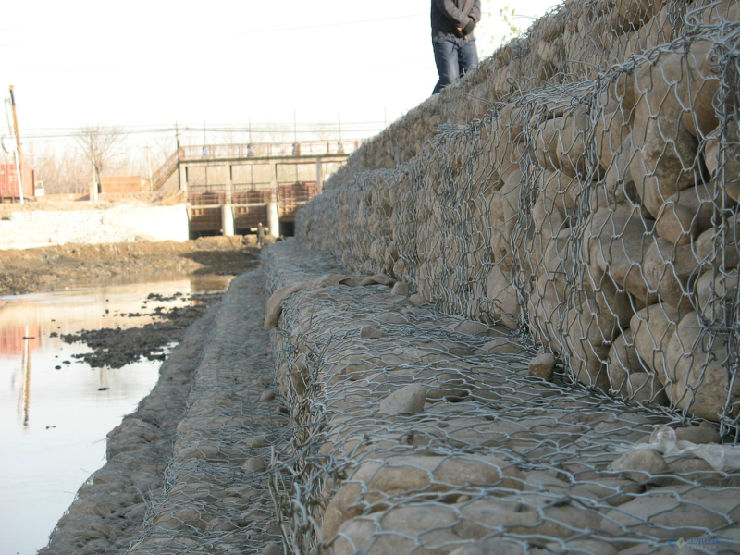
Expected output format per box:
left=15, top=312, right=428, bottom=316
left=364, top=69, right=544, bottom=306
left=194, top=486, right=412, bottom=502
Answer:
left=39, top=269, right=285, bottom=555
left=0, top=236, right=258, bottom=296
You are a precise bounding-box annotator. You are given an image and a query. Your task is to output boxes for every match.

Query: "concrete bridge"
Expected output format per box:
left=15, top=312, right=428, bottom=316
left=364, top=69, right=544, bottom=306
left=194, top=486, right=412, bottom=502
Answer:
left=152, top=140, right=354, bottom=238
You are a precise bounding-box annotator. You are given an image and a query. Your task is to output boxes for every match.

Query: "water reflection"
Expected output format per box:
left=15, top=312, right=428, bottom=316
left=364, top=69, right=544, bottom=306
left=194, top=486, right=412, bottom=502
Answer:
left=0, top=275, right=229, bottom=555
left=22, top=326, right=33, bottom=427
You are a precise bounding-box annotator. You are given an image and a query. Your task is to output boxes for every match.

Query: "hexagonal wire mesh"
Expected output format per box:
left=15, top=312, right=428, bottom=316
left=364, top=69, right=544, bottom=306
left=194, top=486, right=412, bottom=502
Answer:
left=283, top=3, right=740, bottom=554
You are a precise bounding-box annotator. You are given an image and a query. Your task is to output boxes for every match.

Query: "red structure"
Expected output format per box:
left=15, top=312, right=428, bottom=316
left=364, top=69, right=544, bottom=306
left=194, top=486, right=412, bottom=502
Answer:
left=279, top=182, right=318, bottom=220
left=100, top=176, right=148, bottom=193
left=0, top=326, right=41, bottom=355
left=0, top=164, right=34, bottom=202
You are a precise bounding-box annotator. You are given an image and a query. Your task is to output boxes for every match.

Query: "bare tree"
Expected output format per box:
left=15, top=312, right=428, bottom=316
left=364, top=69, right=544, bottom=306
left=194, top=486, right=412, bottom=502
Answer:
left=75, top=125, right=124, bottom=195
left=26, top=143, right=90, bottom=194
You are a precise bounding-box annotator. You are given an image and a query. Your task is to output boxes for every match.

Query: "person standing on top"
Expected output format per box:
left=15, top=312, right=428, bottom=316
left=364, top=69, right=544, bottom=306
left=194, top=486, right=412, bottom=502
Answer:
left=431, top=0, right=481, bottom=94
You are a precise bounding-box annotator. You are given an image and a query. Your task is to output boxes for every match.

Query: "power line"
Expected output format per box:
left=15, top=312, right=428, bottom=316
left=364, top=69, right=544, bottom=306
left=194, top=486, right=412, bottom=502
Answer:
left=252, top=13, right=426, bottom=33
left=20, top=120, right=393, bottom=141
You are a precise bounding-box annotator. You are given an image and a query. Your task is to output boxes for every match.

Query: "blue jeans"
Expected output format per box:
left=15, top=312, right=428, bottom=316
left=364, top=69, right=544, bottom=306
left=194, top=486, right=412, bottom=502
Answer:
left=432, top=35, right=478, bottom=94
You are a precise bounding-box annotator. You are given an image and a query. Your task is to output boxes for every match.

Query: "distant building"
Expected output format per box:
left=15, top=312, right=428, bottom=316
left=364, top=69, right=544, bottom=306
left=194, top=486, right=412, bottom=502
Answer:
left=0, top=164, right=35, bottom=203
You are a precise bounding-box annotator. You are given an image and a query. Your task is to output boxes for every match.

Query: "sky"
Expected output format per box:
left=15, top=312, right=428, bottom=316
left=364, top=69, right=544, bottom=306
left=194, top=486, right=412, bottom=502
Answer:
left=1, top=0, right=561, bottom=146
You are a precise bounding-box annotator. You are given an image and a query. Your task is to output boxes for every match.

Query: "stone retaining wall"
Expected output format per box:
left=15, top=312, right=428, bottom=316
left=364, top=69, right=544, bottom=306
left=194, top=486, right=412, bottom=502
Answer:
left=266, top=240, right=740, bottom=555
left=297, top=0, right=740, bottom=430
left=331, top=0, right=718, bottom=183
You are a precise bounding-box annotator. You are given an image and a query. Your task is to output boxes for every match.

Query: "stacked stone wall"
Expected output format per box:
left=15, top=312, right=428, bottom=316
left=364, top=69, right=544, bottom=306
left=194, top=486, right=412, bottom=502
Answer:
left=297, top=0, right=740, bottom=430
left=266, top=241, right=740, bottom=555
left=331, top=0, right=708, bottom=183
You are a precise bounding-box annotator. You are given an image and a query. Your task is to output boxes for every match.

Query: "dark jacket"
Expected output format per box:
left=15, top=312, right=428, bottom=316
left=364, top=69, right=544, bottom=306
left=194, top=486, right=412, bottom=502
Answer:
left=431, top=0, right=481, bottom=39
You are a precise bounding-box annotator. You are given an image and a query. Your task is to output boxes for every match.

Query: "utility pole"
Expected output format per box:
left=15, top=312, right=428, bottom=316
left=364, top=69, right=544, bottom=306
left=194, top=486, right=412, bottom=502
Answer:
left=175, top=122, right=185, bottom=194
left=89, top=133, right=98, bottom=203
left=292, top=110, right=300, bottom=155
left=8, top=85, right=24, bottom=204
left=145, top=145, right=153, bottom=190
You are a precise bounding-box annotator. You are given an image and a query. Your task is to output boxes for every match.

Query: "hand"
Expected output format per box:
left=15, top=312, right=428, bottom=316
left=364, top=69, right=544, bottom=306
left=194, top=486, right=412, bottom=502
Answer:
left=462, top=17, right=475, bottom=35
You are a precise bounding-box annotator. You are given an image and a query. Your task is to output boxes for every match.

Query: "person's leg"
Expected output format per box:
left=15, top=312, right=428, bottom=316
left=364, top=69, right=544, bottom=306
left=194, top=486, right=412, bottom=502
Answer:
left=432, top=36, right=460, bottom=94
left=458, top=38, right=479, bottom=77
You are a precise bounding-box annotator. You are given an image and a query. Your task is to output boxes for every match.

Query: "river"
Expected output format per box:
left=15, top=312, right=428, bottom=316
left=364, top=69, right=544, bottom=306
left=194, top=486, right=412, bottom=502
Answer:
left=0, top=276, right=230, bottom=554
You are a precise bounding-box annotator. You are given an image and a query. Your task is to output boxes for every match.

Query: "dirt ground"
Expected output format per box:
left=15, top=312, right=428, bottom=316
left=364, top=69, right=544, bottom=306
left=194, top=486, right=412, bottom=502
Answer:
left=1, top=235, right=264, bottom=368
left=0, top=235, right=260, bottom=296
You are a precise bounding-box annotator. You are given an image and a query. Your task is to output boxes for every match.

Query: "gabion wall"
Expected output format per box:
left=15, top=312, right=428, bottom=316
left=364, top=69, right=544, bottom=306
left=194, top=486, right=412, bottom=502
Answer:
left=328, top=0, right=706, bottom=186
left=297, top=1, right=740, bottom=433
left=267, top=242, right=740, bottom=555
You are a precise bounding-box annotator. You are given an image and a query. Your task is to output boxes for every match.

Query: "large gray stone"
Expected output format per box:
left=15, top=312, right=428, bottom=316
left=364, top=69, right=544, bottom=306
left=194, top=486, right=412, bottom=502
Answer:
left=485, top=266, right=521, bottom=329
left=664, top=311, right=740, bottom=421
left=378, top=384, right=427, bottom=415
left=264, top=282, right=311, bottom=329
left=600, top=486, right=740, bottom=539
left=608, top=448, right=668, bottom=482
left=529, top=351, right=556, bottom=380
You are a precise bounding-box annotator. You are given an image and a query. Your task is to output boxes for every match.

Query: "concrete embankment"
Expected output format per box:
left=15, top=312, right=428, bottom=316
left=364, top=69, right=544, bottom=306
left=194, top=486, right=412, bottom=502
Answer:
left=41, top=240, right=740, bottom=554
left=0, top=203, right=188, bottom=250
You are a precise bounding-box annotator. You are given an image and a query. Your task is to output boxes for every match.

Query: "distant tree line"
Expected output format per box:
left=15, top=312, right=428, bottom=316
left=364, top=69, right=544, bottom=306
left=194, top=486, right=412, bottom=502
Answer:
left=11, top=121, right=374, bottom=194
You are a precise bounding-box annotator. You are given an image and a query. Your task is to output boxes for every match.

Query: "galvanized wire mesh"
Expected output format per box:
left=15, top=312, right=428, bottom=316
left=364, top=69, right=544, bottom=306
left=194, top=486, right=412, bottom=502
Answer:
left=285, top=5, right=740, bottom=552
left=122, top=271, right=287, bottom=555
left=297, top=5, right=740, bottom=439
left=266, top=240, right=740, bottom=555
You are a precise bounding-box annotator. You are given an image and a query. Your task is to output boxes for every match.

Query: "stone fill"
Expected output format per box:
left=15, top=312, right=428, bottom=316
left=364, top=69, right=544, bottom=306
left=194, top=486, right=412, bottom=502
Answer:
left=298, top=0, right=740, bottom=429
left=267, top=240, right=740, bottom=555
left=127, top=270, right=283, bottom=554
left=37, top=240, right=740, bottom=554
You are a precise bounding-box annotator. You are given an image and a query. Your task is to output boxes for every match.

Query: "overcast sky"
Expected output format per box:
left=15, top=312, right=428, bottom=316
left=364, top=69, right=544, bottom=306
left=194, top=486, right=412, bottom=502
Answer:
left=1, top=0, right=561, bottom=140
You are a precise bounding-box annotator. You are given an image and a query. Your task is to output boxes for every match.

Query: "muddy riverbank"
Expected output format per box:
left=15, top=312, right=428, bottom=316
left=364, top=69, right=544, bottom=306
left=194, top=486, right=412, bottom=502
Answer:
left=38, top=268, right=284, bottom=555
left=0, top=236, right=259, bottom=296
left=58, top=292, right=223, bottom=368
left=1, top=236, right=264, bottom=370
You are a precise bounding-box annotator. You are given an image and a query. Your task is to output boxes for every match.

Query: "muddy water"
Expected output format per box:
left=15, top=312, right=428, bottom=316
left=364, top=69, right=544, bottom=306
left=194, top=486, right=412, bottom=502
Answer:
left=0, top=276, right=230, bottom=555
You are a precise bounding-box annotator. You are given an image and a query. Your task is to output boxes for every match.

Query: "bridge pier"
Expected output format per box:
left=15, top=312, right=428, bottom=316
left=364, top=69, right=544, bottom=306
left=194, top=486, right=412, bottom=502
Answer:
left=222, top=204, right=235, bottom=237
left=267, top=202, right=279, bottom=238
left=315, top=158, right=324, bottom=194
left=163, top=142, right=351, bottom=238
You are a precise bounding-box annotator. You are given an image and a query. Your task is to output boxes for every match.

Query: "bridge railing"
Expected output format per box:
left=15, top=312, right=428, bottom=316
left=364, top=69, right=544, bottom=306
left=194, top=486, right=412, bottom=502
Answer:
left=179, top=140, right=357, bottom=162
left=151, top=150, right=181, bottom=190
left=152, top=141, right=355, bottom=191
